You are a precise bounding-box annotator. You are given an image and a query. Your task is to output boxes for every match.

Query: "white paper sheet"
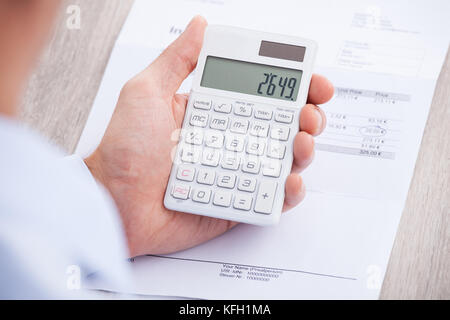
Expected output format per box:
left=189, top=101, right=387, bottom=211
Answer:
left=77, top=0, right=450, bottom=299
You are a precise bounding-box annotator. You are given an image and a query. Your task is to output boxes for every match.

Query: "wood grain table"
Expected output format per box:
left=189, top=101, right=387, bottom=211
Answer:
left=19, top=0, right=449, bottom=299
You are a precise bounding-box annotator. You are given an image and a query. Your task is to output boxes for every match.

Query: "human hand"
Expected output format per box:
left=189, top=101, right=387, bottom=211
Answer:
left=85, top=16, right=334, bottom=257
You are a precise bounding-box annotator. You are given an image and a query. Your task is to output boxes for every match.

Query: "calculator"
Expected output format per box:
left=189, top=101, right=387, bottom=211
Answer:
left=164, top=25, right=317, bottom=225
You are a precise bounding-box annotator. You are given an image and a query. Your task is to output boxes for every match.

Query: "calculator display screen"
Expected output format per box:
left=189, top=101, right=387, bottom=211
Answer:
left=200, top=56, right=303, bottom=102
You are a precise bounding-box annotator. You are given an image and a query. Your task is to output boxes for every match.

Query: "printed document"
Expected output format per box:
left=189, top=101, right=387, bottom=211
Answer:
left=77, top=0, right=450, bottom=299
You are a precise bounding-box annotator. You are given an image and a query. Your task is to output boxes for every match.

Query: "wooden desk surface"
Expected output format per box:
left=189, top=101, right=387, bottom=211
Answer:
left=19, top=0, right=449, bottom=299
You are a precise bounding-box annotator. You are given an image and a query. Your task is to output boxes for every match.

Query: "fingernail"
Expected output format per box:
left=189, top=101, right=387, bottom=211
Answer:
left=187, top=15, right=205, bottom=29
left=314, top=107, right=323, bottom=135
left=185, top=16, right=198, bottom=31
left=300, top=179, right=306, bottom=195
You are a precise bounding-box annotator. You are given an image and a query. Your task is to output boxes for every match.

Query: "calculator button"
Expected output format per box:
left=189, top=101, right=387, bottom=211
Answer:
left=246, top=137, right=266, bottom=156
left=234, top=104, right=252, bottom=117
left=270, top=125, right=290, bottom=141
left=193, top=99, right=212, bottom=110
left=275, top=111, right=294, bottom=124
left=213, top=192, right=232, bottom=207
left=181, top=147, right=200, bottom=163
left=201, top=148, right=221, bottom=167
left=214, top=102, right=232, bottom=114
left=267, top=142, right=286, bottom=160
left=210, top=115, right=229, bottom=131
left=233, top=194, right=253, bottom=211
left=230, top=119, right=249, bottom=134
left=254, top=181, right=278, bottom=214
left=184, top=129, right=203, bottom=145
left=217, top=173, right=237, bottom=189
left=205, top=131, right=224, bottom=149
left=172, top=184, right=190, bottom=200
left=237, top=177, right=257, bottom=193
left=176, top=165, right=195, bottom=182
left=242, top=157, right=261, bottom=174
left=190, top=112, right=209, bottom=127
left=225, top=134, right=245, bottom=152
left=254, top=108, right=273, bottom=120
left=221, top=153, right=241, bottom=171
left=250, top=122, right=269, bottom=138
left=262, top=160, right=282, bottom=178
left=197, top=169, right=216, bottom=185
left=192, top=188, right=211, bottom=204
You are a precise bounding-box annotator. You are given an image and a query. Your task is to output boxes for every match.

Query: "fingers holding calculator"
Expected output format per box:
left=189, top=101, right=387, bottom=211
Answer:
left=87, top=16, right=334, bottom=256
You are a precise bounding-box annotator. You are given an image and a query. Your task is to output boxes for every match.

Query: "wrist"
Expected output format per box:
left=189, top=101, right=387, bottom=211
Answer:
left=85, top=151, right=136, bottom=257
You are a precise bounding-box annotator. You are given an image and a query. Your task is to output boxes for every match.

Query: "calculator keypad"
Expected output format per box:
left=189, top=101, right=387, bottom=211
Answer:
left=171, top=95, right=296, bottom=217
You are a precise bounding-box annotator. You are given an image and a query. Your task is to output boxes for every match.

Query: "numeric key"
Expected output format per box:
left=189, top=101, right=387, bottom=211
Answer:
left=201, top=148, right=221, bottom=167
left=221, top=153, right=241, bottom=170
left=246, top=137, right=266, bottom=156
left=197, top=169, right=216, bottom=185
left=242, top=157, right=261, bottom=174
left=192, top=188, right=212, bottom=204
left=226, top=134, right=245, bottom=152
left=238, top=177, right=257, bottom=193
left=205, top=131, right=224, bottom=148
left=217, top=173, right=237, bottom=189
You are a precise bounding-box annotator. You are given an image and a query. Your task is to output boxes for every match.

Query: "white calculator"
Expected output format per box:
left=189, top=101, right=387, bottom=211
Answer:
left=164, top=25, right=317, bottom=225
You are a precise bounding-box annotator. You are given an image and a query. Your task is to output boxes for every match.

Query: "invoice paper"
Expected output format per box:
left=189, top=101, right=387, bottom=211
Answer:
left=77, top=0, right=450, bottom=299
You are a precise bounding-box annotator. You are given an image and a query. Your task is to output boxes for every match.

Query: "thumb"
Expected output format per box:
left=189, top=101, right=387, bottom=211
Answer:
left=143, top=16, right=207, bottom=97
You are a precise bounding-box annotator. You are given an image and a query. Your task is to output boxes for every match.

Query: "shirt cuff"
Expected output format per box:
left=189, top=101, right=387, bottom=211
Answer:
left=59, top=154, right=132, bottom=292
